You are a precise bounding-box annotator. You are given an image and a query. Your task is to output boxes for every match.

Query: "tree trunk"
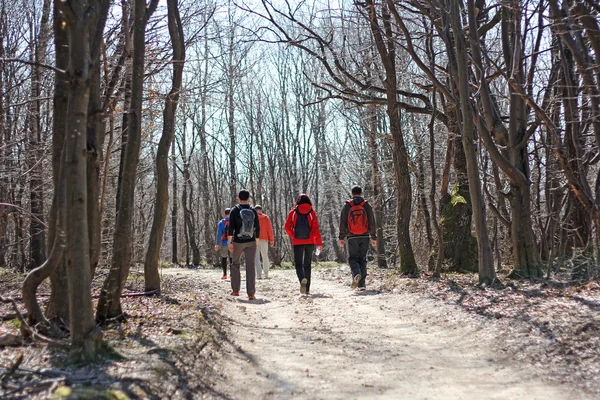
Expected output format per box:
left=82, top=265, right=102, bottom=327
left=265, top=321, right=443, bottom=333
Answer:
left=97, top=0, right=158, bottom=322
left=171, top=142, right=178, bottom=264
left=144, top=0, right=185, bottom=292
left=46, top=5, right=69, bottom=324
left=365, top=0, right=417, bottom=274
left=500, top=1, right=542, bottom=278
left=55, top=0, right=109, bottom=353
left=227, top=40, right=237, bottom=203
left=367, top=105, right=387, bottom=268
left=27, top=0, right=51, bottom=270
left=86, top=42, right=106, bottom=279
left=440, top=110, right=477, bottom=273
left=450, top=0, right=495, bottom=284
left=0, top=10, right=6, bottom=267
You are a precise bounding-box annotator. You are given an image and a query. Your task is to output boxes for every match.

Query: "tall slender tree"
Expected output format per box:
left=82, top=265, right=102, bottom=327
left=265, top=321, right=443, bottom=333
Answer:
left=97, top=0, right=159, bottom=322
left=144, top=0, right=185, bottom=292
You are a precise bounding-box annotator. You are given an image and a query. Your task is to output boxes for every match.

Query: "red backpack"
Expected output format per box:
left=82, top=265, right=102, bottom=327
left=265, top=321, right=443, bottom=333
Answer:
left=221, top=219, right=230, bottom=241
left=347, top=200, right=368, bottom=235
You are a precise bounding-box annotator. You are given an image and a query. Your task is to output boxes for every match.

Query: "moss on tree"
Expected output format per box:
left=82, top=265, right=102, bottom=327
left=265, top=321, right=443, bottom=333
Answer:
left=439, top=183, right=478, bottom=273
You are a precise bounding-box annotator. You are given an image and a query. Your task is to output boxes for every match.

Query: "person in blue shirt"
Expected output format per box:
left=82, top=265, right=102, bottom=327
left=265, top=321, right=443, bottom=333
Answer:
left=214, top=208, right=232, bottom=279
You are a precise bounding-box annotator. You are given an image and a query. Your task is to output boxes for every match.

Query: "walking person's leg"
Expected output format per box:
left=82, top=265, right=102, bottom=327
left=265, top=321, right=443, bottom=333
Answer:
left=294, top=245, right=308, bottom=293
left=357, top=237, right=369, bottom=288
left=303, top=244, right=314, bottom=293
left=230, top=243, right=244, bottom=294
left=347, top=238, right=362, bottom=287
left=259, top=240, right=270, bottom=278
left=244, top=242, right=257, bottom=297
left=255, top=243, right=263, bottom=279
left=219, top=246, right=228, bottom=278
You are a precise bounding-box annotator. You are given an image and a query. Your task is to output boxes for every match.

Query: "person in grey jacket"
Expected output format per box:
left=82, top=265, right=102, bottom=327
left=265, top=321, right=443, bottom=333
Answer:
left=339, top=186, right=377, bottom=289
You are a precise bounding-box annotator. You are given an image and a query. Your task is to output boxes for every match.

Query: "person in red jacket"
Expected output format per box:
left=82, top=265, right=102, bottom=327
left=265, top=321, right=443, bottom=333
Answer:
left=254, top=205, right=275, bottom=279
left=284, top=194, right=323, bottom=295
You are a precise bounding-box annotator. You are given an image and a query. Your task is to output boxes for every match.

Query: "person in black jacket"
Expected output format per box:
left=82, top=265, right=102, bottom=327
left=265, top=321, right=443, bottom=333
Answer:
left=339, top=186, right=377, bottom=289
left=228, top=189, right=260, bottom=299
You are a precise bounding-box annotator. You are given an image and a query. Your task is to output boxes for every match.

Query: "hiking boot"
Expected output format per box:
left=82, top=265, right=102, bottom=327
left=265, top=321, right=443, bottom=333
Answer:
left=248, top=295, right=256, bottom=300
left=300, top=278, right=308, bottom=294
left=221, top=275, right=228, bottom=280
left=351, top=274, right=361, bottom=289
left=231, top=291, right=239, bottom=296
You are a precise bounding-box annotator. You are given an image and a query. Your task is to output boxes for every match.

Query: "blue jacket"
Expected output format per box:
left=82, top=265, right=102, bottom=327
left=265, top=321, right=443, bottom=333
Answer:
left=216, top=217, right=230, bottom=246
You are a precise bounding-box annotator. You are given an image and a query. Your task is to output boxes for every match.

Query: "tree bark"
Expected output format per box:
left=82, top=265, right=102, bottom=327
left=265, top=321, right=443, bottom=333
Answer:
left=0, top=5, right=6, bottom=267
left=144, top=0, right=185, bottom=292
left=449, top=0, right=495, bottom=284
left=366, top=0, right=417, bottom=274
left=27, top=0, right=51, bottom=270
left=440, top=106, right=477, bottom=273
left=46, top=5, right=69, bottom=324
left=86, top=7, right=110, bottom=278
left=97, top=0, right=158, bottom=322
left=367, top=104, right=387, bottom=268
left=54, top=0, right=108, bottom=353
left=171, top=141, right=178, bottom=265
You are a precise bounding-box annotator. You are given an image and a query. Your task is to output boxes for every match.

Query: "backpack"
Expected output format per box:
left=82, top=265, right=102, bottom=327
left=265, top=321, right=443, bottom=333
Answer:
left=221, top=219, right=229, bottom=242
left=293, top=207, right=312, bottom=239
left=347, top=200, right=368, bottom=235
left=237, top=206, right=255, bottom=239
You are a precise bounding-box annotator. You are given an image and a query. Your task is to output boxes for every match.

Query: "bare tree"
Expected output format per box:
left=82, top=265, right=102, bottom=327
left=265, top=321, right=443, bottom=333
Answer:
left=97, top=0, right=159, bottom=322
left=143, top=0, right=185, bottom=292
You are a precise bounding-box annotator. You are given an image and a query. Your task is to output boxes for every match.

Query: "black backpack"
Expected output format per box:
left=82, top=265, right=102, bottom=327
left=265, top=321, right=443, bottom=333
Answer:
left=237, top=206, right=255, bottom=239
left=294, top=207, right=312, bottom=239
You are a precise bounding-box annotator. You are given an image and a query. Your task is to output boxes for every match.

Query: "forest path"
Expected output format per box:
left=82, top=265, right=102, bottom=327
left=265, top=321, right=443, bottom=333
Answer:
left=166, top=265, right=589, bottom=400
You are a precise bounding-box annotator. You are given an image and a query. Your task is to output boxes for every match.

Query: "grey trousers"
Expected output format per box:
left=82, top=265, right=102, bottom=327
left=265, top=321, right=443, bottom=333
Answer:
left=231, top=241, right=257, bottom=296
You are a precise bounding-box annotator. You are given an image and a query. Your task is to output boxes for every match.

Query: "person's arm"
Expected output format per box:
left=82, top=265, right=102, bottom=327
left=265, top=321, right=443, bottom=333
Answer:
left=254, top=209, right=260, bottom=244
left=267, top=217, right=275, bottom=245
left=228, top=207, right=237, bottom=248
left=339, top=202, right=349, bottom=245
left=366, top=201, right=377, bottom=247
left=216, top=220, right=223, bottom=245
left=284, top=210, right=294, bottom=238
left=214, top=220, right=223, bottom=250
left=311, top=211, right=323, bottom=247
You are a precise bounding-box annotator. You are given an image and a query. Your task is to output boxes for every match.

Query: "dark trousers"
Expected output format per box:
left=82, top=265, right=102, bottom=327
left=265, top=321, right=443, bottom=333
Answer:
left=218, top=246, right=231, bottom=276
left=293, top=244, right=314, bottom=293
left=231, top=241, right=257, bottom=296
left=347, top=236, right=369, bottom=287
left=220, top=256, right=231, bottom=276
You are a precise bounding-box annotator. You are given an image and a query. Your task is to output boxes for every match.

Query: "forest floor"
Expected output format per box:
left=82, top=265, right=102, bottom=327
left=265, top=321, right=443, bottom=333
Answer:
left=1, top=262, right=599, bottom=399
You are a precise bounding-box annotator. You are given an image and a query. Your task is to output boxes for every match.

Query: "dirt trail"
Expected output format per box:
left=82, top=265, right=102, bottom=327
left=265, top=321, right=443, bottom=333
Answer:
left=168, top=266, right=592, bottom=400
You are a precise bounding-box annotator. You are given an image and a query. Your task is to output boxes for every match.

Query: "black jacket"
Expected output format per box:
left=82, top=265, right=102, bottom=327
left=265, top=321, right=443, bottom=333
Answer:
left=338, top=196, right=376, bottom=240
left=228, top=204, right=260, bottom=243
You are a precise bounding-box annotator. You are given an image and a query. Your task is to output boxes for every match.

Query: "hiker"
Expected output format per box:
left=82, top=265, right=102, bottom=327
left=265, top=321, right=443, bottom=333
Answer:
left=228, top=189, right=260, bottom=300
left=254, top=205, right=275, bottom=279
left=214, top=208, right=232, bottom=279
left=339, top=186, right=377, bottom=289
left=284, top=194, right=323, bottom=295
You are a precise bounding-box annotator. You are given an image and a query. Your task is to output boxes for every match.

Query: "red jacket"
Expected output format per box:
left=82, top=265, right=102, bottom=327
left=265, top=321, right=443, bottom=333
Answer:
left=257, top=213, right=275, bottom=242
left=284, top=203, right=323, bottom=246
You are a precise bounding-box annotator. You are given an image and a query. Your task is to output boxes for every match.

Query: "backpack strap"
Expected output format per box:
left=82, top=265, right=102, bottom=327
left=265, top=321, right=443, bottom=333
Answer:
left=347, top=199, right=367, bottom=207
left=293, top=206, right=313, bottom=224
